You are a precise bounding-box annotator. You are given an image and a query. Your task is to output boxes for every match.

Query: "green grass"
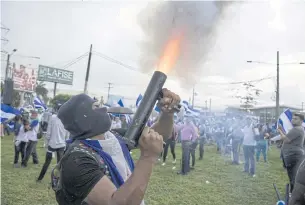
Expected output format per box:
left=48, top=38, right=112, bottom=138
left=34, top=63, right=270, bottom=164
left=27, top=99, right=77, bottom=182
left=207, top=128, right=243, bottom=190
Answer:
left=1, top=136, right=288, bottom=205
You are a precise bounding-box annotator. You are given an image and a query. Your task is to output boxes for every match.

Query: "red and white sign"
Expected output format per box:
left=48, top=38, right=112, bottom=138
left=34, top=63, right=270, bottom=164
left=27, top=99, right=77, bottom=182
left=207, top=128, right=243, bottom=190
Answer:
left=12, top=63, right=37, bottom=92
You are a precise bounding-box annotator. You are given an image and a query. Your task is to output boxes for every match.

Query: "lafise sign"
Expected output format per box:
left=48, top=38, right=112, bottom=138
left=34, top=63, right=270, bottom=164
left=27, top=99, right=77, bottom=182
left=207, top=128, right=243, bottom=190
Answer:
left=38, top=65, right=74, bottom=85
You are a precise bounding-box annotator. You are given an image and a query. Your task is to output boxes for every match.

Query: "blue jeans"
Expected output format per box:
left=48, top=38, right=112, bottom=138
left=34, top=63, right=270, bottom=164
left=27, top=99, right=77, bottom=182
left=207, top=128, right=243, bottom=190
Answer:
left=243, top=145, right=256, bottom=175
left=256, top=140, right=267, bottom=162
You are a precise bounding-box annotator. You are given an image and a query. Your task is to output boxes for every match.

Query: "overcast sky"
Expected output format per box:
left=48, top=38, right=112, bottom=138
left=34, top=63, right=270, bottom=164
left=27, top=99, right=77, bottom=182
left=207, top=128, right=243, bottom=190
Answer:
left=1, top=0, right=305, bottom=109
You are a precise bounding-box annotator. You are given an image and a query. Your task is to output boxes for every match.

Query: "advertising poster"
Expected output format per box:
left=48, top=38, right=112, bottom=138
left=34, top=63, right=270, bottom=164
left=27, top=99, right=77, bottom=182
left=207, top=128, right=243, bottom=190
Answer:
left=12, top=63, right=37, bottom=92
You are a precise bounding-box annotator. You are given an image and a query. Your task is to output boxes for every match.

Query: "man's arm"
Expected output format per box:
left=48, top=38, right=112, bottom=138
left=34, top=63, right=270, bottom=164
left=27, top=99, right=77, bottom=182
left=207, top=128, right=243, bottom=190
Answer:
left=151, top=112, right=174, bottom=141
left=64, top=128, right=162, bottom=205
left=279, top=128, right=300, bottom=143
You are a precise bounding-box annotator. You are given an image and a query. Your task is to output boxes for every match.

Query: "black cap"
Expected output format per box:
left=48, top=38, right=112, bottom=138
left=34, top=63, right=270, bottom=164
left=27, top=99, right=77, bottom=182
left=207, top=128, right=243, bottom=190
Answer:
left=58, top=94, right=111, bottom=140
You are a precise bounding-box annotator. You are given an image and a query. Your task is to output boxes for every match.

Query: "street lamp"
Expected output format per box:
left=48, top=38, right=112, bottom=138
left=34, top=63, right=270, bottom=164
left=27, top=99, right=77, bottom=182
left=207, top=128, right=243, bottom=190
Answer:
left=5, top=49, right=17, bottom=79
left=246, top=51, right=305, bottom=120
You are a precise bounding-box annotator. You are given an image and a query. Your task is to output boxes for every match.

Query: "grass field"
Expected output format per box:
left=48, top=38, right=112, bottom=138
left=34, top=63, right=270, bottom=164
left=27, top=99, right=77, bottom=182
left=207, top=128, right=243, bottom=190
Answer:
left=1, top=136, right=288, bottom=205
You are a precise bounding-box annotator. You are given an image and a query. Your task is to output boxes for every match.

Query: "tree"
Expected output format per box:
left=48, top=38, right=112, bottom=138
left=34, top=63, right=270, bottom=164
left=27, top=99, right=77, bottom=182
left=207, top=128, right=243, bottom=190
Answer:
left=50, top=94, right=72, bottom=106
left=233, top=82, right=262, bottom=110
left=35, top=81, right=49, bottom=103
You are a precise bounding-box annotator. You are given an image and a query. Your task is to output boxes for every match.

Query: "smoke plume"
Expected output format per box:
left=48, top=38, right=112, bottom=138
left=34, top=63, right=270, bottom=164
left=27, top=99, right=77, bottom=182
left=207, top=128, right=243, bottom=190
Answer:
left=137, top=1, right=232, bottom=86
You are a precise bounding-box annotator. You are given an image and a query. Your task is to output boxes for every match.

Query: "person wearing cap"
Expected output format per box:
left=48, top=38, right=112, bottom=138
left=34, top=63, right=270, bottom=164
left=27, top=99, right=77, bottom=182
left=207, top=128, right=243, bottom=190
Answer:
left=278, top=112, right=305, bottom=193
left=51, top=88, right=180, bottom=205
left=36, top=103, right=69, bottom=182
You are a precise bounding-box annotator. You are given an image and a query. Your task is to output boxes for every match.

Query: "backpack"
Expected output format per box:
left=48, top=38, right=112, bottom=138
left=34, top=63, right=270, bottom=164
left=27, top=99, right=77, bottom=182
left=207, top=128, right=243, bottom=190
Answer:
left=51, top=140, right=104, bottom=205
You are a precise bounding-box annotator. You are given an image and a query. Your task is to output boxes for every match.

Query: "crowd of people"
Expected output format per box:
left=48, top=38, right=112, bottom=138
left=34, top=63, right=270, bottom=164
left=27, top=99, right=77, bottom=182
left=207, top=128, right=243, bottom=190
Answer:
left=1, top=89, right=305, bottom=205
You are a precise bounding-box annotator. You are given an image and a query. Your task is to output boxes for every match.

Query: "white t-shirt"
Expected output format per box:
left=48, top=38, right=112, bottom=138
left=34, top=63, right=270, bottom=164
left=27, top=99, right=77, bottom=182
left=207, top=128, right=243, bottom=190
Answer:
left=242, top=125, right=256, bottom=146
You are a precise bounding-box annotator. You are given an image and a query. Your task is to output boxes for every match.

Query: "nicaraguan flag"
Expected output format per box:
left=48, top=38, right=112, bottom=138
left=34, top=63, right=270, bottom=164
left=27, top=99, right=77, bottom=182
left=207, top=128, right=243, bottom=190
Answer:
left=1, top=104, right=21, bottom=124
left=34, top=96, right=47, bottom=110
left=278, top=109, right=305, bottom=134
left=118, top=99, right=124, bottom=107
left=136, top=94, right=143, bottom=107
left=181, top=101, right=200, bottom=116
left=117, top=99, right=131, bottom=123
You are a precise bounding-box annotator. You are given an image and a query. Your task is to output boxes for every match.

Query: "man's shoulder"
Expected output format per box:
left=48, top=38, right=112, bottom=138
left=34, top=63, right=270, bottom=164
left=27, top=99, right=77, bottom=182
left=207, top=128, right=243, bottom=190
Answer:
left=64, top=142, right=101, bottom=163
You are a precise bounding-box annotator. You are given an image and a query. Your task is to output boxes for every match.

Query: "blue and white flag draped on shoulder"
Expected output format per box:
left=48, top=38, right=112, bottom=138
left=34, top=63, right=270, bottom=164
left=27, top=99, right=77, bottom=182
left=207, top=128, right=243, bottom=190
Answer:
left=1, top=104, right=21, bottom=124
left=278, top=109, right=305, bottom=134
left=33, top=96, right=47, bottom=110
left=181, top=101, right=200, bottom=117
left=66, top=134, right=134, bottom=188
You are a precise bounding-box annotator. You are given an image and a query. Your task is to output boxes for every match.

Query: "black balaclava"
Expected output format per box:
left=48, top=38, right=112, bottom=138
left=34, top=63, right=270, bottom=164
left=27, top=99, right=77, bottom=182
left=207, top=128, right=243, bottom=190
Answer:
left=58, top=94, right=111, bottom=140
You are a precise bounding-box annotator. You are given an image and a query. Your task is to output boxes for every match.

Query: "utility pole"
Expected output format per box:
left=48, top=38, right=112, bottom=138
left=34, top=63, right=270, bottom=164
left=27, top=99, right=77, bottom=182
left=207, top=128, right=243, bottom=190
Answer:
left=275, top=51, right=280, bottom=121
left=53, top=82, right=57, bottom=98
left=302, top=102, right=304, bottom=112
left=84, top=44, right=93, bottom=94
left=5, top=54, right=11, bottom=79
left=205, top=100, right=208, bottom=116
left=106, top=83, right=113, bottom=104
left=191, top=87, right=195, bottom=108
left=209, top=98, right=211, bottom=113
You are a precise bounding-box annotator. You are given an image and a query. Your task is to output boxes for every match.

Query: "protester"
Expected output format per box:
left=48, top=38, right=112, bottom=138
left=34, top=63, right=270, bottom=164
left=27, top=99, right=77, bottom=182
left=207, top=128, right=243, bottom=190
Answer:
left=120, top=115, right=129, bottom=129
left=40, top=108, right=52, bottom=148
left=198, top=123, right=206, bottom=160
left=256, top=124, right=269, bottom=163
left=111, top=116, right=122, bottom=129
left=37, top=103, right=68, bottom=181
left=161, top=123, right=177, bottom=166
left=228, top=123, right=243, bottom=165
left=51, top=89, right=180, bottom=205
left=176, top=116, right=197, bottom=175
left=242, top=118, right=257, bottom=177
left=189, top=123, right=199, bottom=169
left=21, top=111, right=39, bottom=167
left=278, top=112, right=305, bottom=193
left=13, top=117, right=27, bottom=167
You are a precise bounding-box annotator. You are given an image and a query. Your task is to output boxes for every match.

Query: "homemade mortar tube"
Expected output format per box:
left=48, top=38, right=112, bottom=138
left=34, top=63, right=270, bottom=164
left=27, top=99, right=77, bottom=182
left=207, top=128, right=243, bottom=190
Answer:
left=124, top=71, right=166, bottom=149
left=123, top=71, right=180, bottom=149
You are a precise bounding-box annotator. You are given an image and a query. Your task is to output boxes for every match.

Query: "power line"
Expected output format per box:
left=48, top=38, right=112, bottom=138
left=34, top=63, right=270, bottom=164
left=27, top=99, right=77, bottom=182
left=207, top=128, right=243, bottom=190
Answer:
left=50, top=52, right=89, bottom=69
left=93, top=51, right=140, bottom=72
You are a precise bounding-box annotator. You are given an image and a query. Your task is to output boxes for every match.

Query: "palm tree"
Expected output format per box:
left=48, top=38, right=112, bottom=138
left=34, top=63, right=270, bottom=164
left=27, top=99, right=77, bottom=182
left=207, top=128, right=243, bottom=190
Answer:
left=35, top=81, right=49, bottom=103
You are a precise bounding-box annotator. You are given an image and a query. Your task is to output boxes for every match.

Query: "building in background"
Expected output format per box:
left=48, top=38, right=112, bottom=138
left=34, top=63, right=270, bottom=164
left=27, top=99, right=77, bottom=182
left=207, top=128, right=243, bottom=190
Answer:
left=226, top=104, right=302, bottom=123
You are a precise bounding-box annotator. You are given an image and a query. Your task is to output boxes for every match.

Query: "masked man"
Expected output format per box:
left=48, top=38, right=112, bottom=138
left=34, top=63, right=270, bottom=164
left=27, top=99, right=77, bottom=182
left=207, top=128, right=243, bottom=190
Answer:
left=52, top=88, right=180, bottom=205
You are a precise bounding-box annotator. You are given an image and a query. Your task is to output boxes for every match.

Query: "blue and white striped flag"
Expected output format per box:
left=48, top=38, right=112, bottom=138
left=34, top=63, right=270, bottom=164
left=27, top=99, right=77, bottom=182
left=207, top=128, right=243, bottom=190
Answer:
left=136, top=94, right=143, bottom=107
left=33, top=96, right=47, bottom=110
left=278, top=109, right=305, bottom=134
left=181, top=101, right=200, bottom=117
left=1, top=104, right=21, bottom=124
left=117, top=99, right=131, bottom=123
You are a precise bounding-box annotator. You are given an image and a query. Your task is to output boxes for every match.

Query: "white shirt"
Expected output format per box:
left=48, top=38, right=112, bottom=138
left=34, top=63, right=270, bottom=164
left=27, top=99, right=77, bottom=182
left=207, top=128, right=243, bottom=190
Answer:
left=111, top=121, right=122, bottom=129
left=27, top=122, right=39, bottom=141
left=47, top=114, right=68, bottom=149
left=242, top=124, right=256, bottom=146
left=15, top=126, right=28, bottom=142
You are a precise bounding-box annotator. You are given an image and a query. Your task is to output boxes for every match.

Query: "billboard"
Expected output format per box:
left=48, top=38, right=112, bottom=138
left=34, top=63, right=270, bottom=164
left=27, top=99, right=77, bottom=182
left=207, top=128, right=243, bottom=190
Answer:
left=37, top=65, right=73, bottom=85
left=12, top=63, right=37, bottom=92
